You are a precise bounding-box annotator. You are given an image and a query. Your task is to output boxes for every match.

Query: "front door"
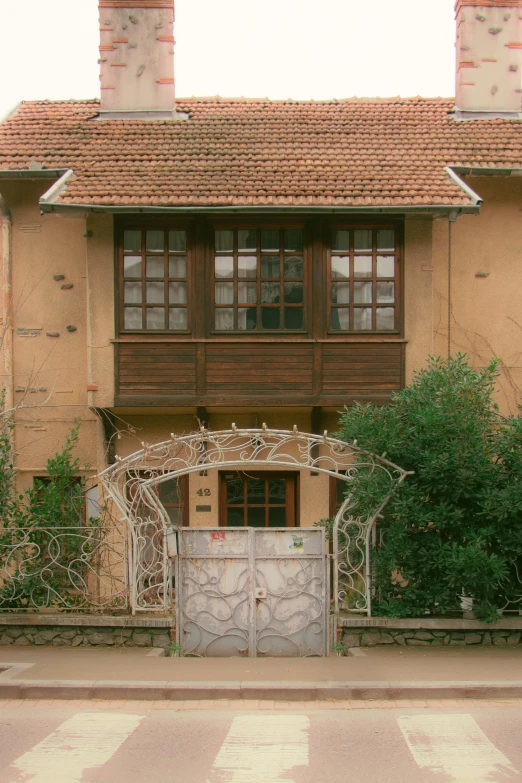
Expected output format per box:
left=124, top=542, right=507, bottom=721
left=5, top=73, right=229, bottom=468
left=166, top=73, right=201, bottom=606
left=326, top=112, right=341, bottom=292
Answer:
left=219, top=471, right=298, bottom=528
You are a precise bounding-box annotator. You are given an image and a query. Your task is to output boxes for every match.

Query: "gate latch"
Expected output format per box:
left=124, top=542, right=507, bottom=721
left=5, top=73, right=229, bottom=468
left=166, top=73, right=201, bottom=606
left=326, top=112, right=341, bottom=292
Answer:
left=255, top=587, right=267, bottom=600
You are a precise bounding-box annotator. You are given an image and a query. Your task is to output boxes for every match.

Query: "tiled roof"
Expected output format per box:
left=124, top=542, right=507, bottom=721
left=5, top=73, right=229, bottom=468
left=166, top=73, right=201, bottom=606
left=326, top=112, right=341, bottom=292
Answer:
left=1, top=97, right=522, bottom=208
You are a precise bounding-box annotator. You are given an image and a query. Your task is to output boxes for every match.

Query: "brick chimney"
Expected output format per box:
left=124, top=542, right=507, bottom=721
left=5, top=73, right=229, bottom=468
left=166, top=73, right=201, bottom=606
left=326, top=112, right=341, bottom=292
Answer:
left=455, top=1, right=522, bottom=118
left=99, top=0, right=176, bottom=119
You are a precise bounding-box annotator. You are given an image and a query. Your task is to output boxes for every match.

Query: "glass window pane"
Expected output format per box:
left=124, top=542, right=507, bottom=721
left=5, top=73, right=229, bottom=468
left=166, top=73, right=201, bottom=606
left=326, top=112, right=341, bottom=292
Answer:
left=166, top=507, right=183, bottom=526
left=215, top=308, right=234, bottom=330
left=332, top=230, right=350, bottom=251
left=376, top=307, right=395, bottom=330
left=261, top=282, right=280, bottom=303
left=353, top=307, right=372, bottom=330
left=124, top=230, right=141, bottom=252
left=268, top=479, right=286, bottom=502
left=284, top=282, right=303, bottom=303
left=354, top=281, right=372, bottom=304
left=124, top=256, right=142, bottom=278
left=377, top=255, right=395, bottom=278
left=215, top=256, right=233, bottom=278
left=227, top=507, right=244, bottom=527
left=354, top=229, right=372, bottom=251
left=261, top=229, right=280, bottom=251
left=215, top=230, right=233, bottom=252
left=377, top=229, right=395, bottom=251
left=215, top=282, right=234, bottom=304
left=169, top=256, right=187, bottom=278
left=248, top=478, right=265, bottom=503
left=331, top=256, right=350, bottom=279
left=146, top=256, right=164, bottom=278
left=124, top=282, right=142, bottom=303
left=168, top=230, right=186, bottom=252
left=284, top=256, right=303, bottom=279
left=238, top=307, right=257, bottom=331
left=354, top=256, right=372, bottom=278
left=238, top=229, right=257, bottom=251
left=335, top=479, right=347, bottom=507
left=146, top=307, right=165, bottom=330
left=146, top=230, right=164, bottom=252
left=227, top=476, right=244, bottom=504
left=169, top=308, right=187, bottom=330
left=124, top=307, right=142, bottom=329
left=248, top=508, right=265, bottom=527
left=284, top=229, right=303, bottom=252
left=169, top=282, right=187, bottom=304
left=238, top=282, right=257, bottom=304
left=261, top=256, right=280, bottom=278
left=159, top=479, right=182, bottom=506
left=284, top=307, right=303, bottom=329
left=146, top=282, right=164, bottom=303
left=238, top=256, right=257, bottom=278
left=331, top=282, right=350, bottom=304
left=261, top=308, right=280, bottom=329
left=269, top=507, right=286, bottom=527
left=376, top=281, right=395, bottom=303
left=331, top=308, right=350, bottom=330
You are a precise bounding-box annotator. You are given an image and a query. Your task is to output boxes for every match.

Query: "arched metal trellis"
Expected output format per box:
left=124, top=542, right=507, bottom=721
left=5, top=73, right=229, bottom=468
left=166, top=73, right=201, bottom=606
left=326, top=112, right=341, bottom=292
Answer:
left=100, top=427, right=408, bottom=617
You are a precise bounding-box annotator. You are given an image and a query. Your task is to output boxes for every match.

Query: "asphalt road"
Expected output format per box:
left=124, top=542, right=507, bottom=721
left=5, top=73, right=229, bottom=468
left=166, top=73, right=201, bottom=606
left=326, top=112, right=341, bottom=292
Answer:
left=0, top=701, right=522, bottom=782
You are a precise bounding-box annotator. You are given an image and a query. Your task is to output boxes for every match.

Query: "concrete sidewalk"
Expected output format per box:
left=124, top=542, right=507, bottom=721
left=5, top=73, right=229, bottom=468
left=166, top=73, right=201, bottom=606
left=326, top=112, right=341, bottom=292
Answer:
left=0, top=645, right=520, bottom=701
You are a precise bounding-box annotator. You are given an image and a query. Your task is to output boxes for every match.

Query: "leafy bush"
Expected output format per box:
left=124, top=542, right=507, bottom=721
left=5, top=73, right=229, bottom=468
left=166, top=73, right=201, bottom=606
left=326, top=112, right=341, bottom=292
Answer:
left=337, top=355, right=522, bottom=621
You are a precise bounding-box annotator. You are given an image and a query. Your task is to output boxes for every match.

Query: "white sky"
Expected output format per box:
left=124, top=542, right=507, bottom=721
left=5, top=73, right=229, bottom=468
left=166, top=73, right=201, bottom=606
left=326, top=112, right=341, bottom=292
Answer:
left=0, top=0, right=457, bottom=119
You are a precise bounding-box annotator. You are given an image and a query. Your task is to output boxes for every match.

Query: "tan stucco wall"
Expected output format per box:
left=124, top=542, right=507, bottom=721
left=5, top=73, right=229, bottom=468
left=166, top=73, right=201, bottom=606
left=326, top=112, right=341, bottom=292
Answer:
left=404, top=217, right=434, bottom=384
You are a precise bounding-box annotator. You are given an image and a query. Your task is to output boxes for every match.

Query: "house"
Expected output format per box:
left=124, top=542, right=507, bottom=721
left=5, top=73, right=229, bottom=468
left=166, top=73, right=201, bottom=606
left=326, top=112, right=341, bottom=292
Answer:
left=0, top=0, right=521, bottom=532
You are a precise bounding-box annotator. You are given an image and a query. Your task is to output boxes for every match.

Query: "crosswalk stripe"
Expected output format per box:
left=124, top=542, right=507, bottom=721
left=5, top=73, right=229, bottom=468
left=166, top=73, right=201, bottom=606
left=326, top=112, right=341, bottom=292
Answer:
left=6, top=712, right=144, bottom=783
left=207, top=714, right=310, bottom=783
left=398, top=714, right=518, bottom=783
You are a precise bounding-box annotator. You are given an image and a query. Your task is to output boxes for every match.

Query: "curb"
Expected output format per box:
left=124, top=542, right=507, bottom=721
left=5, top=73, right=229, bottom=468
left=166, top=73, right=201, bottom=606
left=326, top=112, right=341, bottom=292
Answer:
left=1, top=679, right=522, bottom=701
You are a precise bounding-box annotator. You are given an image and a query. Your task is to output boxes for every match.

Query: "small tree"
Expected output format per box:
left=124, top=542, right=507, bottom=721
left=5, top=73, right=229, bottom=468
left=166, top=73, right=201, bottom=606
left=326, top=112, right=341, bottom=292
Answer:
left=337, top=355, right=522, bottom=621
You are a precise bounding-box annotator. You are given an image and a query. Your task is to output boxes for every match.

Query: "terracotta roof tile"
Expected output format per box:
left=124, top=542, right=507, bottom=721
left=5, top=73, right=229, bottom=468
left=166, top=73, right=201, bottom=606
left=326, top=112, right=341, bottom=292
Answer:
left=1, top=97, right=521, bottom=207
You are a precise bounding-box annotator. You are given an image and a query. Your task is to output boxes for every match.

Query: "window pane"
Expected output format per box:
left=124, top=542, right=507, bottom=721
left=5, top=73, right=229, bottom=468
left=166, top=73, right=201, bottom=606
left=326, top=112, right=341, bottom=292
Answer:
left=238, top=307, right=257, bottom=330
left=238, top=256, right=257, bottom=278
left=215, top=282, right=234, bottom=304
left=169, top=256, right=187, bottom=278
left=354, top=281, right=372, bottom=304
left=124, top=307, right=142, bottom=329
left=146, top=230, right=164, bottom=252
left=268, top=479, right=286, bottom=502
left=146, top=307, right=165, bottom=329
left=284, top=282, right=303, bottom=303
left=248, top=478, right=265, bottom=503
left=284, top=229, right=303, bottom=252
left=168, top=230, right=186, bottom=252
left=377, top=307, right=395, bottom=330
left=124, top=256, right=142, bottom=278
left=248, top=507, right=265, bottom=527
left=227, top=476, right=244, bottom=504
left=169, top=308, right=187, bottom=330
left=354, top=229, right=372, bottom=251
left=353, top=307, right=372, bottom=330
left=166, top=507, right=183, bottom=526
left=169, top=282, right=187, bottom=304
left=331, top=308, right=350, bottom=330
left=377, top=229, right=395, bottom=251
left=284, top=307, right=303, bottom=329
left=227, top=507, right=244, bottom=527
left=159, top=479, right=182, bottom=506
left=376, top=281, right=395, bottom=303
left=269, top=507, right=286, bottom=527
left=124, top=282, right=142, bottom=303
left=215, top=308, right=234, bottom=330
left=238, top=282, right=257, bottom=304
left=261, top=256, right=280, bottom=278
left=215, top=256, right=233, bottom=278
left=332, top=230, right=350, bottom=251
left=261, top=229, right=280, bottom=251
left=146, top=256, right=164, bottom=278
left=284, top=256, right=303, bottom=279
left=354, top=256, right=372, bottom=278
left=215, top=230, right=233, bottom=252
left=331, top=256, right=350, bottom=279
left=261, top=282, right=280, bottom=303
left=261, top=308, right=280, bottom=329
left=146, top=282, right=165, bottom=303
left=331, top=282, right=350, bottom=304
left=377, top=255, right=395, bottom=278
left=238, top=229, right=257, bottom=251
left=124, top=230, right=141, bottom=252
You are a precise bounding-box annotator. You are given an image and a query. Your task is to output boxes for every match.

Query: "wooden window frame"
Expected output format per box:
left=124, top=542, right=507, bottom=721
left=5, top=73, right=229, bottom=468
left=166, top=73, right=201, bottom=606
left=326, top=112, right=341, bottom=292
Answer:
left=219, top=470, right=299, bottom=527
left=127, top=472, right=189, bottom=527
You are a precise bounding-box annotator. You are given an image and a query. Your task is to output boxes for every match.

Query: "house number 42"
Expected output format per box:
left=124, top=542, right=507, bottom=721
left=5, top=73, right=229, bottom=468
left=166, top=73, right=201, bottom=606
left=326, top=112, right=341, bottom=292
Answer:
left=196, top=488, right=211, bottom=497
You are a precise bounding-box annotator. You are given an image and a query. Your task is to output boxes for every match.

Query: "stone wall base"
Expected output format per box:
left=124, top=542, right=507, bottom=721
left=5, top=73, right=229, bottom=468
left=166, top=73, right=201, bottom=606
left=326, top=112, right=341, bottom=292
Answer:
left=342, top=628, right=521, bottom=648
left=0, top=625, right=175, bottom=648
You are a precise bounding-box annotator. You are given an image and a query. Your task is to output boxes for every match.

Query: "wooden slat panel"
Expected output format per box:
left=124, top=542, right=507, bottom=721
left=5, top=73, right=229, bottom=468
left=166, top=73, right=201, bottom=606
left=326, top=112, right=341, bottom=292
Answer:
left=206, top=343, right=314, bottom=394
left=321, top=343, right=403, bottom=396
left=118, top=344, right=197, bottom=394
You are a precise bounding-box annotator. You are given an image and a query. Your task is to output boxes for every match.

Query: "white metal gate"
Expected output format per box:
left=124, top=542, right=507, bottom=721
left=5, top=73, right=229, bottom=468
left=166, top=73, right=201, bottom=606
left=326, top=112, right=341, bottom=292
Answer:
left=176, top=527, right=328, bottom=657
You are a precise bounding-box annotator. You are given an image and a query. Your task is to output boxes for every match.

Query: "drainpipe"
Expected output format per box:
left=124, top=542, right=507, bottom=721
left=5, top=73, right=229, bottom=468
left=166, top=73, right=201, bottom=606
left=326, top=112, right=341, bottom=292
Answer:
left=0, top=195, right=13, bottom=414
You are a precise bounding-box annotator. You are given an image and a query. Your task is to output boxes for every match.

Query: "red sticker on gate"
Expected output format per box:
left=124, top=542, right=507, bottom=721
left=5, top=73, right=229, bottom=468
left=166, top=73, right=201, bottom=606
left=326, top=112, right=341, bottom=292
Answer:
left=211, top=531, right=226, bottom=541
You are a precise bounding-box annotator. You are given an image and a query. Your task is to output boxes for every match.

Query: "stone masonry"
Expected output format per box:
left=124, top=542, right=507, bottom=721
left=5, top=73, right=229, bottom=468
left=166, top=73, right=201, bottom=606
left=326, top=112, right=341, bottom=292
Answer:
left=342, top=628, right=522, bottom=648
left=0, top=625, right=174, bottom=648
